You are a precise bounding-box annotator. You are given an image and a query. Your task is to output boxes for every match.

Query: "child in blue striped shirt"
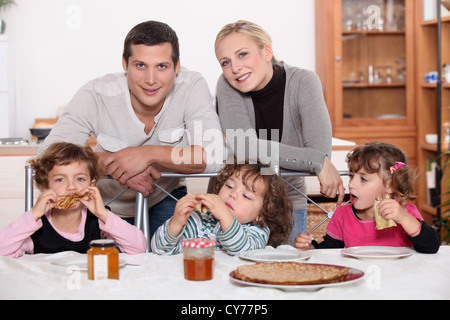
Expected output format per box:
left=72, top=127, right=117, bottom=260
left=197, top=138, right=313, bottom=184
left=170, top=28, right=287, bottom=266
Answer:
left=151, top=163, right=294, bottom=255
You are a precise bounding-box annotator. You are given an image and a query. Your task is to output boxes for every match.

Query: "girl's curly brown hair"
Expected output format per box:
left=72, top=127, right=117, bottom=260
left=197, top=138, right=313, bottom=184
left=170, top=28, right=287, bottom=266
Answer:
left=346, top=141, right=417, bottom=203
left=29, top=142, right=103, bottom=190
left=211, top=163, right=294, bottom=245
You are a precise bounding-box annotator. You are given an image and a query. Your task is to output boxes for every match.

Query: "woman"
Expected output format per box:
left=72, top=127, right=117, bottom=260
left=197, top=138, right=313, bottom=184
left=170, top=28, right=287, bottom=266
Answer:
left=214, top=20, right=345, bottom=240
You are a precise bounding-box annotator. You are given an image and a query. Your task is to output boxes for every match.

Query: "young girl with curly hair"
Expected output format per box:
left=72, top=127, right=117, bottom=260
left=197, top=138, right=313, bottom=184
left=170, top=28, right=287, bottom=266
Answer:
left=151, top=163, right=294, bottom=255
left=295, top=142, right=440, bottom=253
left=0, top=142, right=147, bottom=258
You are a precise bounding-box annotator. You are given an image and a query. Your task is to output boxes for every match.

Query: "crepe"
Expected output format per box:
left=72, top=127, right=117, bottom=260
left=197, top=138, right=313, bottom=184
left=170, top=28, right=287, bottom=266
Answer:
left=374, top=198, right=397, bottom=230
left=233, top=262, right=348, bottom=285
left=187, top=193, right=208, bottom=214
left=54, top=193, right=89, bottom=210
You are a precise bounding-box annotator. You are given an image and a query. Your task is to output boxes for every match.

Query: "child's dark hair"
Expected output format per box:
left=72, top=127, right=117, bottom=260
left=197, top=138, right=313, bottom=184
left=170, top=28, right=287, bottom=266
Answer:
left=346, top=141, right=417, bottom=202
left=211, top=163, right=294, bottom=245
left=29, top=142, right=103, bottom=190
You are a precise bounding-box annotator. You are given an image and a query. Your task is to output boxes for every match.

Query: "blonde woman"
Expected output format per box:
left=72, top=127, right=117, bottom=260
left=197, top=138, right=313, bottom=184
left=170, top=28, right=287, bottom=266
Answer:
left=214, top=20, right=344, bottom=240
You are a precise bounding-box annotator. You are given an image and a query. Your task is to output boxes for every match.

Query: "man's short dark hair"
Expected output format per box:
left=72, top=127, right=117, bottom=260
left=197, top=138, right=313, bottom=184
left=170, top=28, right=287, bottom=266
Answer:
left=123, top=21, right=180, bottom=67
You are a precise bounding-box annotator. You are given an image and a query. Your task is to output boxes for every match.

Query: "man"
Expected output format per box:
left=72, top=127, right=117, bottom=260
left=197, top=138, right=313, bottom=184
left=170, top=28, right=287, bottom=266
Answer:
left=39, top=21, right=225, bottom=237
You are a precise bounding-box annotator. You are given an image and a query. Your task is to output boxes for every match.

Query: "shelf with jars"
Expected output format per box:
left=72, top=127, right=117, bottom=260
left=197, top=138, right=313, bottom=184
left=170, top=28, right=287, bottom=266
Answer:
left=414, top=0, right=450, bottom=226
left=315, top=0, right=416, bottom=164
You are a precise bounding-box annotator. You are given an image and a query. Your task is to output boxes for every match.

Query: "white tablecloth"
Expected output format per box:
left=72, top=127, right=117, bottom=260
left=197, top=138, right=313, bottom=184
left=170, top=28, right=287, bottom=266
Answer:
left=1, top=246, right=449, bottom=300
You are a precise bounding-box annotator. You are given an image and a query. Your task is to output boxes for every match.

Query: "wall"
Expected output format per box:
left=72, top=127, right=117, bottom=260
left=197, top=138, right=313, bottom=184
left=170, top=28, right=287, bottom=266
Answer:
left=2, top=0, right=316, bottom=139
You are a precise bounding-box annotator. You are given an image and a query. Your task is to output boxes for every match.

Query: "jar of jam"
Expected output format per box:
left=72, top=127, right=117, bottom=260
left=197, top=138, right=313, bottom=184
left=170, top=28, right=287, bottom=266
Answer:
left=87, top=239, right=119, bottom=280
left=182, top=238, right=216, bottom=281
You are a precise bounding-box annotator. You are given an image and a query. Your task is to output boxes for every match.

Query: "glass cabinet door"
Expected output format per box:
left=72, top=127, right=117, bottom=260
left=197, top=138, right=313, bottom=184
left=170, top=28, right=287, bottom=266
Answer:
left=341, top=0, right=407, bottom=120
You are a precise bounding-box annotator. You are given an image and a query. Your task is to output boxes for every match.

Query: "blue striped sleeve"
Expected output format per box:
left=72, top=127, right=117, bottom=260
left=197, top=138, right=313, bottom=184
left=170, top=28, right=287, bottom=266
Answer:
left=216, top=218, right=270, bottom=255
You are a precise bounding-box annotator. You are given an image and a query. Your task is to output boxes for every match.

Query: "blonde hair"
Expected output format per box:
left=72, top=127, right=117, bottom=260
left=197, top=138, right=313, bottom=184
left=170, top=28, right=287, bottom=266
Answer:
left=215, top=20, right=280, bottom=65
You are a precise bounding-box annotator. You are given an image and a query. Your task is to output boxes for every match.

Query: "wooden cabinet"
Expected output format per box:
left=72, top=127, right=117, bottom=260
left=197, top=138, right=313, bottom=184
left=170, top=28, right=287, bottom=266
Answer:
left=414, top=0, right=449, bottom=225
left=0, top=35, right=10, bottom=138
left=315, top=0, right=417, bottom=165
left=316, top=0, right=449, bottom=226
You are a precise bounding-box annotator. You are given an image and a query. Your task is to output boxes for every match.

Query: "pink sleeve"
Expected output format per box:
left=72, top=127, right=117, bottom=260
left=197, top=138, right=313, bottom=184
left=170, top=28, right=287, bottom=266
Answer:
left=0, top=210, right=41, bottom=258
left=99, top=211, right=147, bottom=254
left=404, top=203, right=424, bottom=221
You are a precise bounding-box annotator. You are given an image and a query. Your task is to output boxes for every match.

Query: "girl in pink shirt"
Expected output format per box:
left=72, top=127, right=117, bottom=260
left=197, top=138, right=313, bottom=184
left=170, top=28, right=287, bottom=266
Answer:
left=0, top=142, right=147, bottom=258
left=295, top=142, right=440, bottom=253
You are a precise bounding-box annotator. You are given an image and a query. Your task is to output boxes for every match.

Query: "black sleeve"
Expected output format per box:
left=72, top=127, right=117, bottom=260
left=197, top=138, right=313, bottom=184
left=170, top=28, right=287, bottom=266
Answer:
left=407, top=220, right=441, bottom=254
left=312, top=221, right=440, bottom=253
left=312, top=234, right=345, bottom=249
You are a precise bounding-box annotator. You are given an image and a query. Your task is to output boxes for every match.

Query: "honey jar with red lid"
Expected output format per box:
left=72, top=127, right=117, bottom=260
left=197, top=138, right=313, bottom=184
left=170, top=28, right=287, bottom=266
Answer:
left=182, top=238, right=216, bottom=281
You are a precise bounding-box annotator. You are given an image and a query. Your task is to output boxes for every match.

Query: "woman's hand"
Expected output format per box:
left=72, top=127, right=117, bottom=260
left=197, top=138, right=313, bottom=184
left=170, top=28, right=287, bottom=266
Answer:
left=317, top=157, right=345, bottom=205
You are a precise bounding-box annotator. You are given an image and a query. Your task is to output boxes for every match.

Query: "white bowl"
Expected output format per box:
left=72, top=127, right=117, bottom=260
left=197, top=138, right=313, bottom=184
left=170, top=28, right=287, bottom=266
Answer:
left=425, top=134, right=438, bottom=145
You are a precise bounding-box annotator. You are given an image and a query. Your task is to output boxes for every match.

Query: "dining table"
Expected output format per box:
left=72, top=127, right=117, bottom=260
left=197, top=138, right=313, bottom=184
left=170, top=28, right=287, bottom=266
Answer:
left=1, top=245, right=449, bottom=301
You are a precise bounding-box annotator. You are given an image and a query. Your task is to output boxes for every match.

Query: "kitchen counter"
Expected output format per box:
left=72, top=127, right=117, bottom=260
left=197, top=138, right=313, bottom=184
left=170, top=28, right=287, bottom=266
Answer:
left=0, top=144, right=40, bottom=156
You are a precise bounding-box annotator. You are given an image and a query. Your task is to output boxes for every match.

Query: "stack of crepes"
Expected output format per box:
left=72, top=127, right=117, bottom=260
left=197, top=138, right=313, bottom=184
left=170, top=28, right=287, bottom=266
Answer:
left=373, top=196, right=397, bottom=230
left=233, top=262, right=348, bottom=285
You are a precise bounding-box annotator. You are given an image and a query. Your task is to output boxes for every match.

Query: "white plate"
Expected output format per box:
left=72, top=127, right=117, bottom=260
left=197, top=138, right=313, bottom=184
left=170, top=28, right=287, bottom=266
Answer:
left=51, top=255, right=126, bottom=271
left=230, top=264, right=364, bottom=292
left=239, top=248, right=311, bottom=262
left=341, top=246, right=413, bottom=259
